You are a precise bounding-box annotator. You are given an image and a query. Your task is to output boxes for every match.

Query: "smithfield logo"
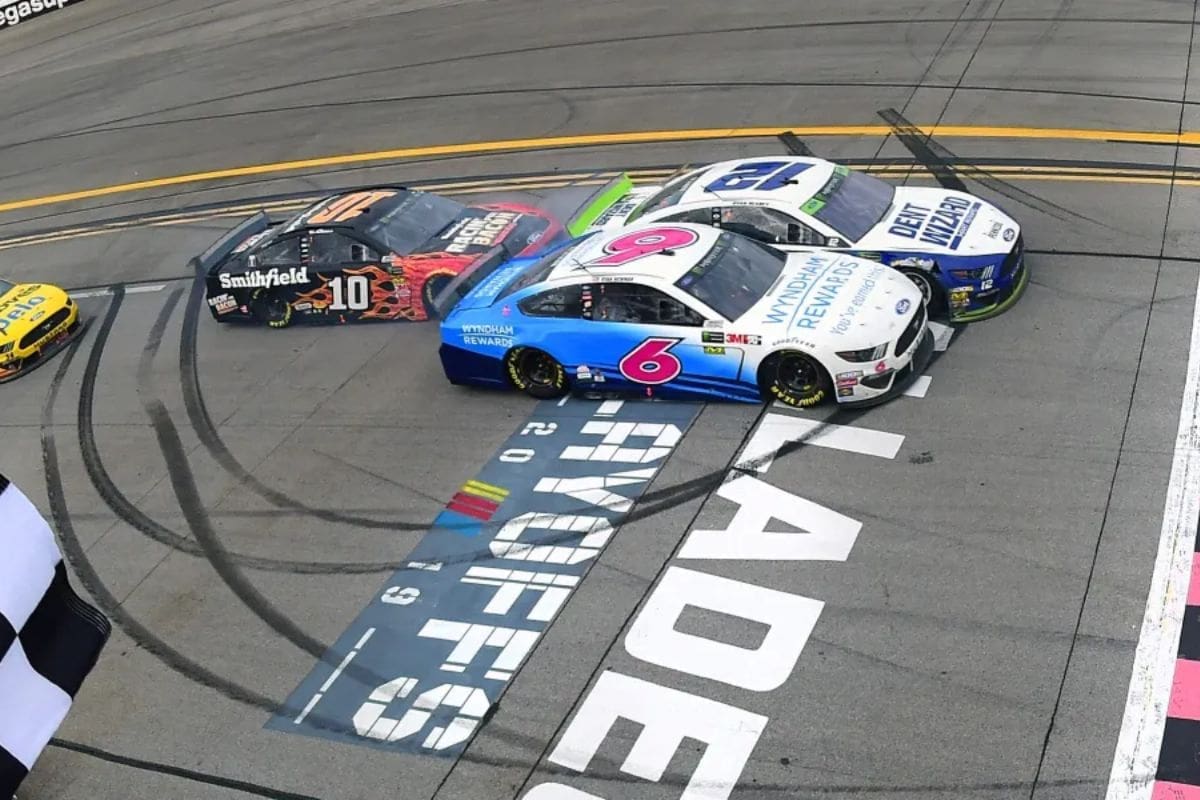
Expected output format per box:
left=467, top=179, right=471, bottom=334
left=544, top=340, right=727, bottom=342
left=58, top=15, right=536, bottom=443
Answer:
left=218, top=267, right=309, bottom=290
left=895, top=298, right=911, bottom=315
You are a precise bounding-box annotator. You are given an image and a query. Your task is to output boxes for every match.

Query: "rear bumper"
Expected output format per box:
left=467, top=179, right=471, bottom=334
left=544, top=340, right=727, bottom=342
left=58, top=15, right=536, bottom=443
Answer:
left=439, top=343, right=508, bottom=388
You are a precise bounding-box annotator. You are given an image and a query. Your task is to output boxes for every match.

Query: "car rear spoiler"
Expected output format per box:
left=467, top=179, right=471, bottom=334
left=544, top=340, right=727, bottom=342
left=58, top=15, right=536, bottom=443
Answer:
left=186, top=211, right=273, bottom=275
left=563, top=172, right=635, bottom=236
left=427, top=242, right=517, bottom=320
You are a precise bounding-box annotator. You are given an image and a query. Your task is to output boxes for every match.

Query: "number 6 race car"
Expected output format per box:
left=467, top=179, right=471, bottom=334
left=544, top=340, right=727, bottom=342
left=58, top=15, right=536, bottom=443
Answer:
left=193, top=186, right=569, bottom=328
left=435, top=222, right=933, bottom=408
left=588, top=156, right=1028, bottom=323
left=0, top=276, right=83, bottom=383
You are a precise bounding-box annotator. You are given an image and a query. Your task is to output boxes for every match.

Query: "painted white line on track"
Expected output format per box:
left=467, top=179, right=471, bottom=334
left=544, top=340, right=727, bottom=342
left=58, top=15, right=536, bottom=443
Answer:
left=741, top=413, right=905, bottom=472
left=69, top=283, right=167, bottom=300
left=929, top=321, right=955, bottom=352
left=294, top=627, right=376, bottom=725
left=1104, top=270, right=1200, bottom=800
left=903, top=375, right=933, bottom=398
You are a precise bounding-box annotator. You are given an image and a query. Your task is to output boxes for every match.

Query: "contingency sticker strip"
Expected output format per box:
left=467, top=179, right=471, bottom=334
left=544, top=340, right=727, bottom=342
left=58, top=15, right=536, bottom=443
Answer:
left=266, top=397, right=699, bottom=757
left=1154, top=547, right=1200, bottom=797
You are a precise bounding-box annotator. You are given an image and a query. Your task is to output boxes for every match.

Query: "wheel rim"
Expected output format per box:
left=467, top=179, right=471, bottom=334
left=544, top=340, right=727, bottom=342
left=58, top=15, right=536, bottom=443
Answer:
left=905, top=271, right=933, bottom=304
left=520, top=351, right=557, bottom=387
left=777, top=354, right=819, bottom=396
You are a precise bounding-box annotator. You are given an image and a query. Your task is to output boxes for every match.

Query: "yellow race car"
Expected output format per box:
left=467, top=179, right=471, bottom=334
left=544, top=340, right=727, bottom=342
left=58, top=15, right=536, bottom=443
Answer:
left=0, top=277, right=83, bottom=383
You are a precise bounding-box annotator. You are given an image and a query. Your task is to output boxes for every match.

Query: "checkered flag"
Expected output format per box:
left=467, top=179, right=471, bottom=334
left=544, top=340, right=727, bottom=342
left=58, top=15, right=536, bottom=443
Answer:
left=0, top=474, right=110, bottom=799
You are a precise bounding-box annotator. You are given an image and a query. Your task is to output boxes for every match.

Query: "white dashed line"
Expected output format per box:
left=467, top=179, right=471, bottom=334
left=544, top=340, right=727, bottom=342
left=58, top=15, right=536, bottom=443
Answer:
left=903, top=375, right=933, bottom=398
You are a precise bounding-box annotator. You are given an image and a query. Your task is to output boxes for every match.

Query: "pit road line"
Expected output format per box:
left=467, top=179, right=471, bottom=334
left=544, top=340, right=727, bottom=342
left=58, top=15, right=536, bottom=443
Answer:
left=5, top=124, right=1200, bottom=216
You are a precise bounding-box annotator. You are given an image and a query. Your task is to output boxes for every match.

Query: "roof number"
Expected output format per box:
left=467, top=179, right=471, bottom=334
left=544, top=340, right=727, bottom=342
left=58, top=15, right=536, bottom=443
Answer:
left=703, top=161, right=814, bottom=193
left=589, top=227, right=701, bottom=267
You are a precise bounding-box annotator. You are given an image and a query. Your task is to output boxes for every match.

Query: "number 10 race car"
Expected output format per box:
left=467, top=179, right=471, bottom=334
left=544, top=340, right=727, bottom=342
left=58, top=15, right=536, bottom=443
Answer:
left=194, top=187, right=566, bottom=328
left=0, top=276, right=82, bottom=383
left=437, top=222, right=933, bottom=408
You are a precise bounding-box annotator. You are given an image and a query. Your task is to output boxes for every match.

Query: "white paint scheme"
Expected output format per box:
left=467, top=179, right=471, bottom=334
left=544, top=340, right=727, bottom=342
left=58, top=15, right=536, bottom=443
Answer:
left=529, top=222, right=930, bottom=405
left=1104, top=269, right=1200, bottom=799
left=587, top=157, right=1021, bottom=267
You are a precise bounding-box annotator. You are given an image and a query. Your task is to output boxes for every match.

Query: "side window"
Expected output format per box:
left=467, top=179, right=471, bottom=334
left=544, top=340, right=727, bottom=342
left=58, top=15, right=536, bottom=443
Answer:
left=719, top=207, right=825, bottom=246
left=590, top=282, right=704, bottom=326
left=518, top=285, right=583, bottom=318
left=252, top=234, right=303, bottom=266
left=660, top=208, right=715, bottom=226
left=309, top=231, right=379, bottom=265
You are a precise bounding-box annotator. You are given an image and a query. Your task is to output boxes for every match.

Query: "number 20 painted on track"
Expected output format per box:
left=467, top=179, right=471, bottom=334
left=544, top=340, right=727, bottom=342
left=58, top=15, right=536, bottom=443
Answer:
left=619, top=337, right=683, bottom=384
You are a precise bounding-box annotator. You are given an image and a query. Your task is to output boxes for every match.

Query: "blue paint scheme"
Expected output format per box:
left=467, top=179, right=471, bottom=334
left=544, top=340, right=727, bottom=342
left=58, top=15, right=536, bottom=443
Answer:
left=438, top=237, right=765, bottom=403
left=267, top=398, right=700, bottom=757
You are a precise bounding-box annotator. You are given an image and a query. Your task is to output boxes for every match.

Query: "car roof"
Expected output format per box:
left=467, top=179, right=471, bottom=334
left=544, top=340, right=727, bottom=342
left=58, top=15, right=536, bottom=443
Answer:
left=544, top=222, right=726, bottom=285
left=662, top=157, right=836, bottom=209
left=278, top=187, right=422, bottom=234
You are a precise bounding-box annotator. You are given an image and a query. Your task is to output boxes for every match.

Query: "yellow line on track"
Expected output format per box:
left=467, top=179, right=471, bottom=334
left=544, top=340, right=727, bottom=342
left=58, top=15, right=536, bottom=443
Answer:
left=0, top=125, right=1192, bottom=215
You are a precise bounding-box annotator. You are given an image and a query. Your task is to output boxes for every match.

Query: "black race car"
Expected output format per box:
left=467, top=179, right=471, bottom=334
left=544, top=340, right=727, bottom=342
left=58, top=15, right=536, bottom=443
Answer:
left=192, top=187, right=564, bottom=327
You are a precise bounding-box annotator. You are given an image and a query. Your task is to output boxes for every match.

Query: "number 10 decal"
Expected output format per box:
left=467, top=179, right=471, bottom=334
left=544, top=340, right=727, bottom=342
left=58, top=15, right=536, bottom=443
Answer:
left=619, top=337, right=683, bottom=385
left=330, top=274, right=370, bottom=311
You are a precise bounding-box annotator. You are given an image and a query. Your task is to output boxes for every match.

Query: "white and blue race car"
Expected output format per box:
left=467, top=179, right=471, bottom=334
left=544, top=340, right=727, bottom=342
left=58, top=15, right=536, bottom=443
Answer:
left=437, top=222, right=933, bottom=408
left=588, top=157, right=1028, bottom=322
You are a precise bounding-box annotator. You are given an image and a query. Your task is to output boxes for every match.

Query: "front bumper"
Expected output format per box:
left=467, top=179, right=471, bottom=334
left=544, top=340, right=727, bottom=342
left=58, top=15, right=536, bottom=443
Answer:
left=946, top=240, right=1030, bottom=323
left=0, top=316, right=86, bottom=384
left=835, top=326, right=934, bottom=409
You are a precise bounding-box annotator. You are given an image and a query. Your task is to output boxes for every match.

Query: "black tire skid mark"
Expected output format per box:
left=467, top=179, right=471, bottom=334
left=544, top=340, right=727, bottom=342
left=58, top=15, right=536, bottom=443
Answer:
left=878, top=107, right=1110, bottom=229
left=179, top=268, right=437, bottom=531
left=75, top=285, right=398, bottom=575
left=41, top=291, right=456, bottom=743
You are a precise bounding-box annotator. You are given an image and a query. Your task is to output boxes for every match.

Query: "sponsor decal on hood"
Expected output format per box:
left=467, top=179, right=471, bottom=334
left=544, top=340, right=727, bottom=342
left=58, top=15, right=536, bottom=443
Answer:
left=886, top=195, right=981, bottom=251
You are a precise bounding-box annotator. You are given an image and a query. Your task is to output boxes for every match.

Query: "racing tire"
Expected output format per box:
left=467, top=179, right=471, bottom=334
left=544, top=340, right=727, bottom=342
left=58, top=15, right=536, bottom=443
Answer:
left=758, top=350, right=831, bottom=408
left=251, top=289, right=293, bottom=329
left=898, top=267, right=946, bottom=316
left=505, top=346, right=568, bottom=399
left=422, top=274, right=454, bottom=319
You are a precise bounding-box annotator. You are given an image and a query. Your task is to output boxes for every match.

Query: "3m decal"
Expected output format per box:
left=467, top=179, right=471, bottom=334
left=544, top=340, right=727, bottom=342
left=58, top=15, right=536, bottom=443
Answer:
left=269, top=398, right=698, bottom=756
left=618, top=337, right=683, bottom=385
left=589, top=227, right=700, bottom=267
left=703, top=161, right=814, bottom=193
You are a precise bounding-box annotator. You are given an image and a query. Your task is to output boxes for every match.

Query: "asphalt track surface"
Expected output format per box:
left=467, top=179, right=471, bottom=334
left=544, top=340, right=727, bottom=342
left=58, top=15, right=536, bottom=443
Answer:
left=2, top=1, right=1199, bottom=798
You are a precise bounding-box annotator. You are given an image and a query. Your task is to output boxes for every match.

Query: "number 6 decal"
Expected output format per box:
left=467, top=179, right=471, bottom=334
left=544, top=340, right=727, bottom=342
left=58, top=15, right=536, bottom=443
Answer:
left=620, top=337, right=683, bottom=385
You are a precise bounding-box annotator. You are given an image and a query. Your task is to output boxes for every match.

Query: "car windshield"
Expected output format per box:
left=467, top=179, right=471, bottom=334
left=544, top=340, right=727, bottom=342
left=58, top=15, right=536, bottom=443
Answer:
left=802, top=165, right=895, bottom=243
left=627, top=170, right=706, bottom=223
left=0, top=278, right=12, bottom=295
left=675, top=231, right=785, bottom=320
left=365, top=192, right=466, bottom=254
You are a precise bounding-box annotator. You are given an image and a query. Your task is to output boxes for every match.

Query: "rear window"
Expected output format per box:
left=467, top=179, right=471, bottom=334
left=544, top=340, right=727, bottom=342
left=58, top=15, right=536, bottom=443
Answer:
left=366, top=192, right=465, bottom=254
left=675, top=232, right=785, bottom=321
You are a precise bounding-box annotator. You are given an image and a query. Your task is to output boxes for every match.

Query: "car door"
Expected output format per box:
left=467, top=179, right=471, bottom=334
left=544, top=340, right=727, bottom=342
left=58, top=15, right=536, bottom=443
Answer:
left=584, top=281, right=744, bottom=398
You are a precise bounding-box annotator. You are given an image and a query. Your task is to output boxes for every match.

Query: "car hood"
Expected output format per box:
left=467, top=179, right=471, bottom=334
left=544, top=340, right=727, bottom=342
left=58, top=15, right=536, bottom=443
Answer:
left=855, top=186, right=1020, bottom=256
left=743, top=251, right=923, bottom=350
left=0, top=283, right=69, bottom=342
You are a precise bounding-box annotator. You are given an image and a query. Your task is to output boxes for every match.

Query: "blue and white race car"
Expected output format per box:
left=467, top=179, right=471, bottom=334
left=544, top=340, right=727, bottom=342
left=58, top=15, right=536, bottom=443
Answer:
left=588, top=157, right=1028, bottom=322
left=436, top=222, right=933, bottom=408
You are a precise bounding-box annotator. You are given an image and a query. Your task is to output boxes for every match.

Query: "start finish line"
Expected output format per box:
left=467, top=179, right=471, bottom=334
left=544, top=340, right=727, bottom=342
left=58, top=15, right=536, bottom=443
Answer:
left=267, top=397, right=700, bottom=756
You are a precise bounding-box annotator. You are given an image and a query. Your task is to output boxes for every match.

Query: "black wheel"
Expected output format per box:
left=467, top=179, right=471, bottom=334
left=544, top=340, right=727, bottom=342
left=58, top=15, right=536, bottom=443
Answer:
left=898, top=267, right=946, bottom=315
left=759, top=350, right=831, bottom=408
left=250, top=289, right=292, bottom=329
left=505, top=346, right=568, bottom=399
left=422, top=274, right=454, bottom=318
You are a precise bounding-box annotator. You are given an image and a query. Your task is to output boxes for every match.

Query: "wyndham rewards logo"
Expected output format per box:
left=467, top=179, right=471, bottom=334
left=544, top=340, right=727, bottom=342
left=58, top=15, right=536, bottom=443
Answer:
left=0, top=0, right=81, bottom=29
left=895, top=298, right=911, bottom=315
